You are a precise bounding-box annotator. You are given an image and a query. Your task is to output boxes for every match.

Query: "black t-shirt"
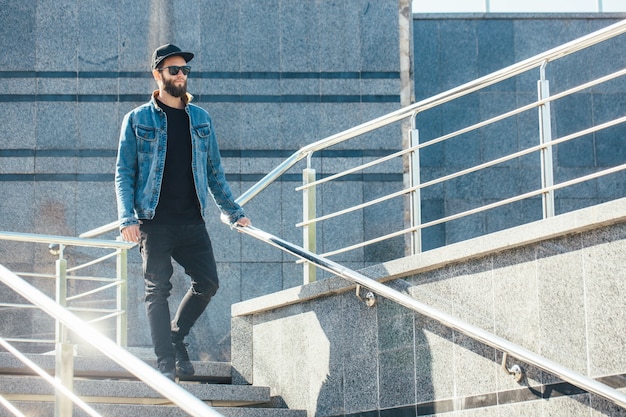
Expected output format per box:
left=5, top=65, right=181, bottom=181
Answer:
left=148, top=99, right=203, bottom=225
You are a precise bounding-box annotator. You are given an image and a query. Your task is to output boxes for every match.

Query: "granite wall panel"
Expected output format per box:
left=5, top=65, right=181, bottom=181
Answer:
left=0, top=0, right=403, bottom=361
left=232, top=210, right=626, bottom=416
left=413, top=15, right=626, bottom=250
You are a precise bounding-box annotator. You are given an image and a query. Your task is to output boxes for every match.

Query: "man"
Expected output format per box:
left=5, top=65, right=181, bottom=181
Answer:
left=115, top=44, right=251, bottom=380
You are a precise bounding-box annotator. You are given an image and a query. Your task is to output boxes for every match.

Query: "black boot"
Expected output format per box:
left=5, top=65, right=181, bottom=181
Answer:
left=172, top=339, right=194, bottom=377
left=157, top=358, right=176, bottom=381
left=170, top=290, right=211, bottom=377
left=146, top=297, right=177, bottom=379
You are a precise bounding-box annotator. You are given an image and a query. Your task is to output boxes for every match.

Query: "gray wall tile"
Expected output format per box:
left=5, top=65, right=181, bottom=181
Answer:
left=78, top=0, right=119, bottom=71
left=379, top=347, right=416, bottom=408
left=35, top=103, right=79, bottom=149
left=0, top=103, right=36, bottom=148
left=0, top=2, right=37, bottom=69
left=198, top=0, right=241, bottom=72
left=35, top=1, right=78, bottom=71
left=240, top=0, right=280, bottom=72
left=280, top=0, right=320, bottom=72
left=319, top=1, right=361, bottom=72
left=360, top=1, right=400, bottom=72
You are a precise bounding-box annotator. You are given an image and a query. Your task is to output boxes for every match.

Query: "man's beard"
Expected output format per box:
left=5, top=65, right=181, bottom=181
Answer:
left=163, top=77, right=187, bottom=98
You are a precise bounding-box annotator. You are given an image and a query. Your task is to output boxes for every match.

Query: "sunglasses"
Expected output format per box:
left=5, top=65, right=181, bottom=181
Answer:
left=158, top=65, right=191, bottom=76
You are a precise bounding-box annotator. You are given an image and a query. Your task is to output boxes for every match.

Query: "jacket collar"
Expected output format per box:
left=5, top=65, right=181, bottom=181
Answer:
left=151, top=90, right=194, bottom=109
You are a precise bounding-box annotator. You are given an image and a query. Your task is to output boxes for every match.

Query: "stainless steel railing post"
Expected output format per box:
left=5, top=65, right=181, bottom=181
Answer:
left=0, top=263, right=224, bottom=417
left=538, top=61, right=556, bottom=218
left=55, top=254, right=67, bottom=343
left=409, top=115, right=422, bottom=254
left=54, top=342, right=75, bottom=417
left=54, top=253, right=75, bottom=417
left=303, top=154, right=317, bottom=283
left=116, top=247, right=128, bottom=346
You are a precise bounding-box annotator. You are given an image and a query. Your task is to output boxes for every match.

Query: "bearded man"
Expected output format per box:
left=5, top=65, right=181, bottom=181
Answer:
left=114, top=44, right=251, bottom=380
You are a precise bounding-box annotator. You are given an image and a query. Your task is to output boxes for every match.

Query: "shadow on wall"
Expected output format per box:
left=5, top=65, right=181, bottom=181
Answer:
left=309, top=279, right=435, bottom=417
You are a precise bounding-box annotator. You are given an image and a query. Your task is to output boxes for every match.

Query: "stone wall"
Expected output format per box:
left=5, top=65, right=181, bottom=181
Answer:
left=0, top=0, right=406, bottom=360
left=413, top=14, right=626, bottom=250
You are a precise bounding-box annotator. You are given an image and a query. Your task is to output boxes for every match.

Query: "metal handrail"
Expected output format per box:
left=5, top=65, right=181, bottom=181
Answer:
left=296, top=66, right=626, bottom=196
left=235, top=19, right=626, bottom=208
left=0, top=263, right=225, bottom=417
left=234, top=224, right=626, bottom=410
left=0, top=393, right=26, bottom=417
left=296, top=118, right=626, bottom=238
left=263, top=23, right=626, bottom=262
left=0, top=231, right=134, bottom=347
left=314, top=163, right=626, bottom=258
left=78, top=221, right=120, bottom=239
left=0, top=231, right=135, bottom=250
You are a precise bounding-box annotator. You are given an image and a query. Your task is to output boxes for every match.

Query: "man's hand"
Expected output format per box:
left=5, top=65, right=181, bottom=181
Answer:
left=121, top=224, right=141, bottom=243
left=235, top=217, right=251, bottom=227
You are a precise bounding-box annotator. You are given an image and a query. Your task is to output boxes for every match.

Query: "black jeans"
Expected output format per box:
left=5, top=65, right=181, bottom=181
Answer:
left=139, top=222, right=219, bottom=365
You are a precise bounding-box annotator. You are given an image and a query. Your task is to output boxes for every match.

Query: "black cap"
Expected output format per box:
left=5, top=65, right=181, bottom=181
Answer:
left=151, top=44, right=194, bottom=70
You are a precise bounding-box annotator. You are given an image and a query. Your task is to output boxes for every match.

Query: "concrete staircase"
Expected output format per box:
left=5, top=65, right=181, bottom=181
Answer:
left=0, top=352, right=306, bottom=417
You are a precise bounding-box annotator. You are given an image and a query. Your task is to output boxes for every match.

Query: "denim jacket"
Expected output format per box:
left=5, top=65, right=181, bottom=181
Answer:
left=115, top=91, right=245, bottom=230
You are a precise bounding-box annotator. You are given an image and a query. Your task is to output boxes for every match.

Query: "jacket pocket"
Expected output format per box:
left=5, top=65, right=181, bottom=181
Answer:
left=135, top=125, right=157, bottom=154
left=193, top=123, right=212, bottom=152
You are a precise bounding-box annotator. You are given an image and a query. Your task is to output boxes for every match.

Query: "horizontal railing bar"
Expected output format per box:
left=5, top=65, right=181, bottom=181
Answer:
left=296, top=148, right=406, bottom=191
left=297, top=67, right=626, bottom=192
left=2, top=338, right=56, bottom=344
left=296, top=187, right=408, bottom=228
left=61, top=276, right=119, bottom=283
left=418, top=116, right=626, bottom=190
left=417, top=163, right=626, bottom=230
left=84, top=311, right=123, bottom=324
left=0, top=303, right=121, bottom=314
left=0, top=303, right=38, bottom=309
left=235, top=224, right=626, bottom=410
left=66, top=281, right=120, bottom=301
left=236, top=20, right=626, bottom=206
left=0, top=302, right=121, bottom=315
left=79, top=221, right=119, bottom=239
left=0, top=337, right=103, bottom=417
left=0, top=231, right=135, bottom=250
left=316, top=164, right=626, bottom=258
left=67, top=307, right=119, bottom=314
left=416, top=66, right=626, bottom=151
left=0, top=264, right=225, bottom=417
left=16, top=272, right=127, bottom=284
left=66, top=251, right=119, bottom=273
left=14, top=272, right=56, bottom=279
left=297, top=115, right=626, bottom=228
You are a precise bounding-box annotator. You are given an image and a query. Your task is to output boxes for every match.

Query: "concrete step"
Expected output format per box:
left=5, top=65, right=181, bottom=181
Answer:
left=0, top=353, right=307, bottom=416
left=2, top=402, right=307, bottom=417
left=0, top=376, right=270, bottom=406
left=0, top=351, right=231, bottom=383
